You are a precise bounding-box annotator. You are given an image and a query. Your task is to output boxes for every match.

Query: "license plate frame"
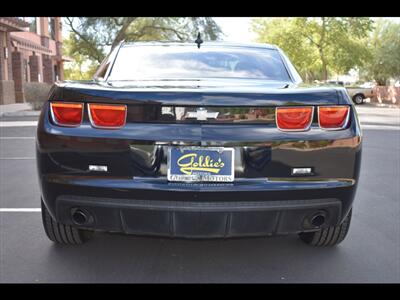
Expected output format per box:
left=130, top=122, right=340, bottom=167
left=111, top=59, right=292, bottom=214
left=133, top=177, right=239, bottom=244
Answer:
left=167, top=147, right=235, bottom=182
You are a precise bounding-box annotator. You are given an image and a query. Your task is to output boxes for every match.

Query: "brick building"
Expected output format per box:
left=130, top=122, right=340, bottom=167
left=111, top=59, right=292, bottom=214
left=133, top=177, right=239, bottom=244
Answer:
left=0, top=17, right=64, bottom=105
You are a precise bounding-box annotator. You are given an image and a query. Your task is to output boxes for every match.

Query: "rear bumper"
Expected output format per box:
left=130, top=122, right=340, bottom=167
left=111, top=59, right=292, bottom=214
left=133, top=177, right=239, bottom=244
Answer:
left=41, top=176, right=356, bottom=238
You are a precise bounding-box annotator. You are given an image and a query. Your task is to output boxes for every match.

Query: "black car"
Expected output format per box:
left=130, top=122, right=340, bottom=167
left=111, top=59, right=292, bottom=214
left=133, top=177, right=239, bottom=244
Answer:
left=37, top=41, right=362, bottom=246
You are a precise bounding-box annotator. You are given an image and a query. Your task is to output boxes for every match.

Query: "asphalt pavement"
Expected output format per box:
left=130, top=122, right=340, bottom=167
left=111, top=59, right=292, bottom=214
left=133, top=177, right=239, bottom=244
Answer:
left=0, top=105, right=399, bottom=283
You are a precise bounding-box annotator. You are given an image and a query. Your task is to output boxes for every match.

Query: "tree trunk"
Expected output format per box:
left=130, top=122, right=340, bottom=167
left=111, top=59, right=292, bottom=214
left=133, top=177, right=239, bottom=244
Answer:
left=319, top=47, right=328, bottom=81
left=375, top=77, right=387, bottom=86
left=111, top=17, right=138, bottom=50
left=319, top=17, right=328, bottom=81
left=321, top=59, right=328, bottom=81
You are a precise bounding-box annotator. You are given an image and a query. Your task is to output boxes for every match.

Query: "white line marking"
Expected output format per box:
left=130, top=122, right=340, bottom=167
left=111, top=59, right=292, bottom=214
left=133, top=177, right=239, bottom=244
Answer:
left=0, top=121, right=37, bottom=127
left=0, top=208, right=41, bottom=212
left=0, top=137, right=35, bottom=140
left=361, top=124, right=400, bottom=130
left=0, top=157, right=35, bottom=160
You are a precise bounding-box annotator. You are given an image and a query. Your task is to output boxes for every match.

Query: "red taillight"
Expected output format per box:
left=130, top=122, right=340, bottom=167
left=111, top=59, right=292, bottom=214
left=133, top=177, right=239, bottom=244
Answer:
left=318, top=106, right=350, bottom=130
left=50, top=102, right=83, bottom=127
left=88, top=103, right=127, bottom=129
left=276, top=107, right=314, bottom=131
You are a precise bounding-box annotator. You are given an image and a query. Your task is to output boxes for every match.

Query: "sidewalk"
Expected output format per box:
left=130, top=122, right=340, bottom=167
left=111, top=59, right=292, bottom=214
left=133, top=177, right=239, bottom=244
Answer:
left=0, top=103, right=40, bottom=117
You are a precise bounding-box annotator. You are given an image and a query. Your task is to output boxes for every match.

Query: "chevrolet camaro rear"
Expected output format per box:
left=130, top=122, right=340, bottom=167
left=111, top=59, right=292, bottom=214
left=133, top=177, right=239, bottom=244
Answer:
left=37, top=42, right=362, bottom=246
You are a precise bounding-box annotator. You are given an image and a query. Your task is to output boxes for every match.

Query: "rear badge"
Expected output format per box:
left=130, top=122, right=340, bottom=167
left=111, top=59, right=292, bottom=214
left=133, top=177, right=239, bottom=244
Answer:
left=291, top=167, right=312, bottom=175
left=89, top=165, right=108, bottom=172
left=185, top=108, right=219, bottom=121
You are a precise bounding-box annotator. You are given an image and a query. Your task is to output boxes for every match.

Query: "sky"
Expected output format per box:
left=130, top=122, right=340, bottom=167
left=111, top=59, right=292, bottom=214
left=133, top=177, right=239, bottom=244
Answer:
left=213, top=17, right=257, bottom=42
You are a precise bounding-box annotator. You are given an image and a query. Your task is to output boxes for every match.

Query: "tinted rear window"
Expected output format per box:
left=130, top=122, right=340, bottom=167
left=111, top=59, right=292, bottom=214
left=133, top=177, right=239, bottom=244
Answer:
left=108, top=45, right=290, bottom=81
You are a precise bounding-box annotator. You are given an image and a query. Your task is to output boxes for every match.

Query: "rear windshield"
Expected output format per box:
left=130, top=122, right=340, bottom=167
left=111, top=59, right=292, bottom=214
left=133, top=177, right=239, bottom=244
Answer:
left=107, top=45, right=291, bottom=81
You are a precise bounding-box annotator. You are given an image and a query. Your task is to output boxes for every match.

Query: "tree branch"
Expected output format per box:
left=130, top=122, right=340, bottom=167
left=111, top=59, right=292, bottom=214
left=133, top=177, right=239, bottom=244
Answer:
left=136, top=24, right=188, bottom=41
left=111, top=17, right=138, bottom=49
left=65, top=17, right=104, bottom=63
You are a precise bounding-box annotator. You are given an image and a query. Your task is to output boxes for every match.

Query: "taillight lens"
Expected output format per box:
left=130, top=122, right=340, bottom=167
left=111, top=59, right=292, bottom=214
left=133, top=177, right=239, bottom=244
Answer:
left=88, top=103, right=127, bottom=128
left=318, top=106, right=350, bottom=129
left=276, top=107, right=314, bottom=131
left=50, top=102, right=83, bottom=127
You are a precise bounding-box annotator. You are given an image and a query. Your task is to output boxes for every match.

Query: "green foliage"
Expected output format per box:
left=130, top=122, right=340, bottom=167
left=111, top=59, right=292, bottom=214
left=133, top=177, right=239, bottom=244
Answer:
left=360, top=19, right=400, bottom=85
left=251, top=17, right=373, bottom=81
left=63, top=33, right=98, bottom=80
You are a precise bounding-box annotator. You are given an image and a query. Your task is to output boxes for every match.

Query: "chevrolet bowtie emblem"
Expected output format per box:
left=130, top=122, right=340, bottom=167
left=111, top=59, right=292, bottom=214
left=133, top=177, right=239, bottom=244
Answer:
left=185, top=108, right=219, bottom=121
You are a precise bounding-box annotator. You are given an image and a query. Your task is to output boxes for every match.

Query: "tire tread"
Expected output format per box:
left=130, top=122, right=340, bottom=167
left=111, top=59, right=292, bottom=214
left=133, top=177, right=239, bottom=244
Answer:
left=41, top=199, right=92, bottom=245
left=299, top=209, right=352, bottom=247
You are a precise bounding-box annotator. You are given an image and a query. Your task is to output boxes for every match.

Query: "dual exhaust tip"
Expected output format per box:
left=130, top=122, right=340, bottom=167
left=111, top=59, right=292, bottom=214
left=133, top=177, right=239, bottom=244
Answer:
left=309, top=211, right=327, bottom=227
left=71, top=208, right=93, bottom=226
left=311, top=213, right=326, bottom=227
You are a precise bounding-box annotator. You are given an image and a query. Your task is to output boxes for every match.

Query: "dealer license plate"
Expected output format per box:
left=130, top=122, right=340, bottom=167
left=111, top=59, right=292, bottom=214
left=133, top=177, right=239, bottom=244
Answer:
left=167, top=147, right=234, bottom=182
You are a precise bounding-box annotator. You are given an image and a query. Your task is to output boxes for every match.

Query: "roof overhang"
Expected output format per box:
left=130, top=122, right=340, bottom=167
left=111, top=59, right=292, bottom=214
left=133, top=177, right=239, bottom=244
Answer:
left=0, top=17, right=29, bottom=32
left=61, top=55, right=73, bottom=62
left=11, top=35, right=52, bottom=55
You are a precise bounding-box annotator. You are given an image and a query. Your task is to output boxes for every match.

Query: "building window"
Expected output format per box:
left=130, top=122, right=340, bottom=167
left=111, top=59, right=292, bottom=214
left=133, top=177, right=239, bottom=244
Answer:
left=24, top=59, right=28, bottom=81
left=24, top=17, right=37, bottom=33
left=54, top=65, right=58, bottom=81
left=49, top=18, right=56, bottom=40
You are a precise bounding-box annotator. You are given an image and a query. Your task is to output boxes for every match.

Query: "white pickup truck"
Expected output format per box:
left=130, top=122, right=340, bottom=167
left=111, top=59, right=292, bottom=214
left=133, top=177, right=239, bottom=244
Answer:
left=322, top=81, right=374, bottom=105
left=346, top=87, right=374, bottom=105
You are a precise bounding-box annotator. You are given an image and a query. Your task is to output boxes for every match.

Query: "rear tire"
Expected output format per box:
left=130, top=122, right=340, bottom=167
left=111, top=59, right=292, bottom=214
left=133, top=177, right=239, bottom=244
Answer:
left=352, top=94, right=364, bottom=105
left=41, top=199, right=93, bottom=244
left=298, top=209, right=352, bottom=247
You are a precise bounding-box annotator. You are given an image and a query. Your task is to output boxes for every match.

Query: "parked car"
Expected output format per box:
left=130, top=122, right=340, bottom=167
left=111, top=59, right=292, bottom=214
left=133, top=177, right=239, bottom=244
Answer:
left=325, top=80, right=345, bottom=86
left=359, top=82, right=376, bottom=89
left=346, top=86, right=374, bottom=105
left=37, top=41, right=362, bottom=246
